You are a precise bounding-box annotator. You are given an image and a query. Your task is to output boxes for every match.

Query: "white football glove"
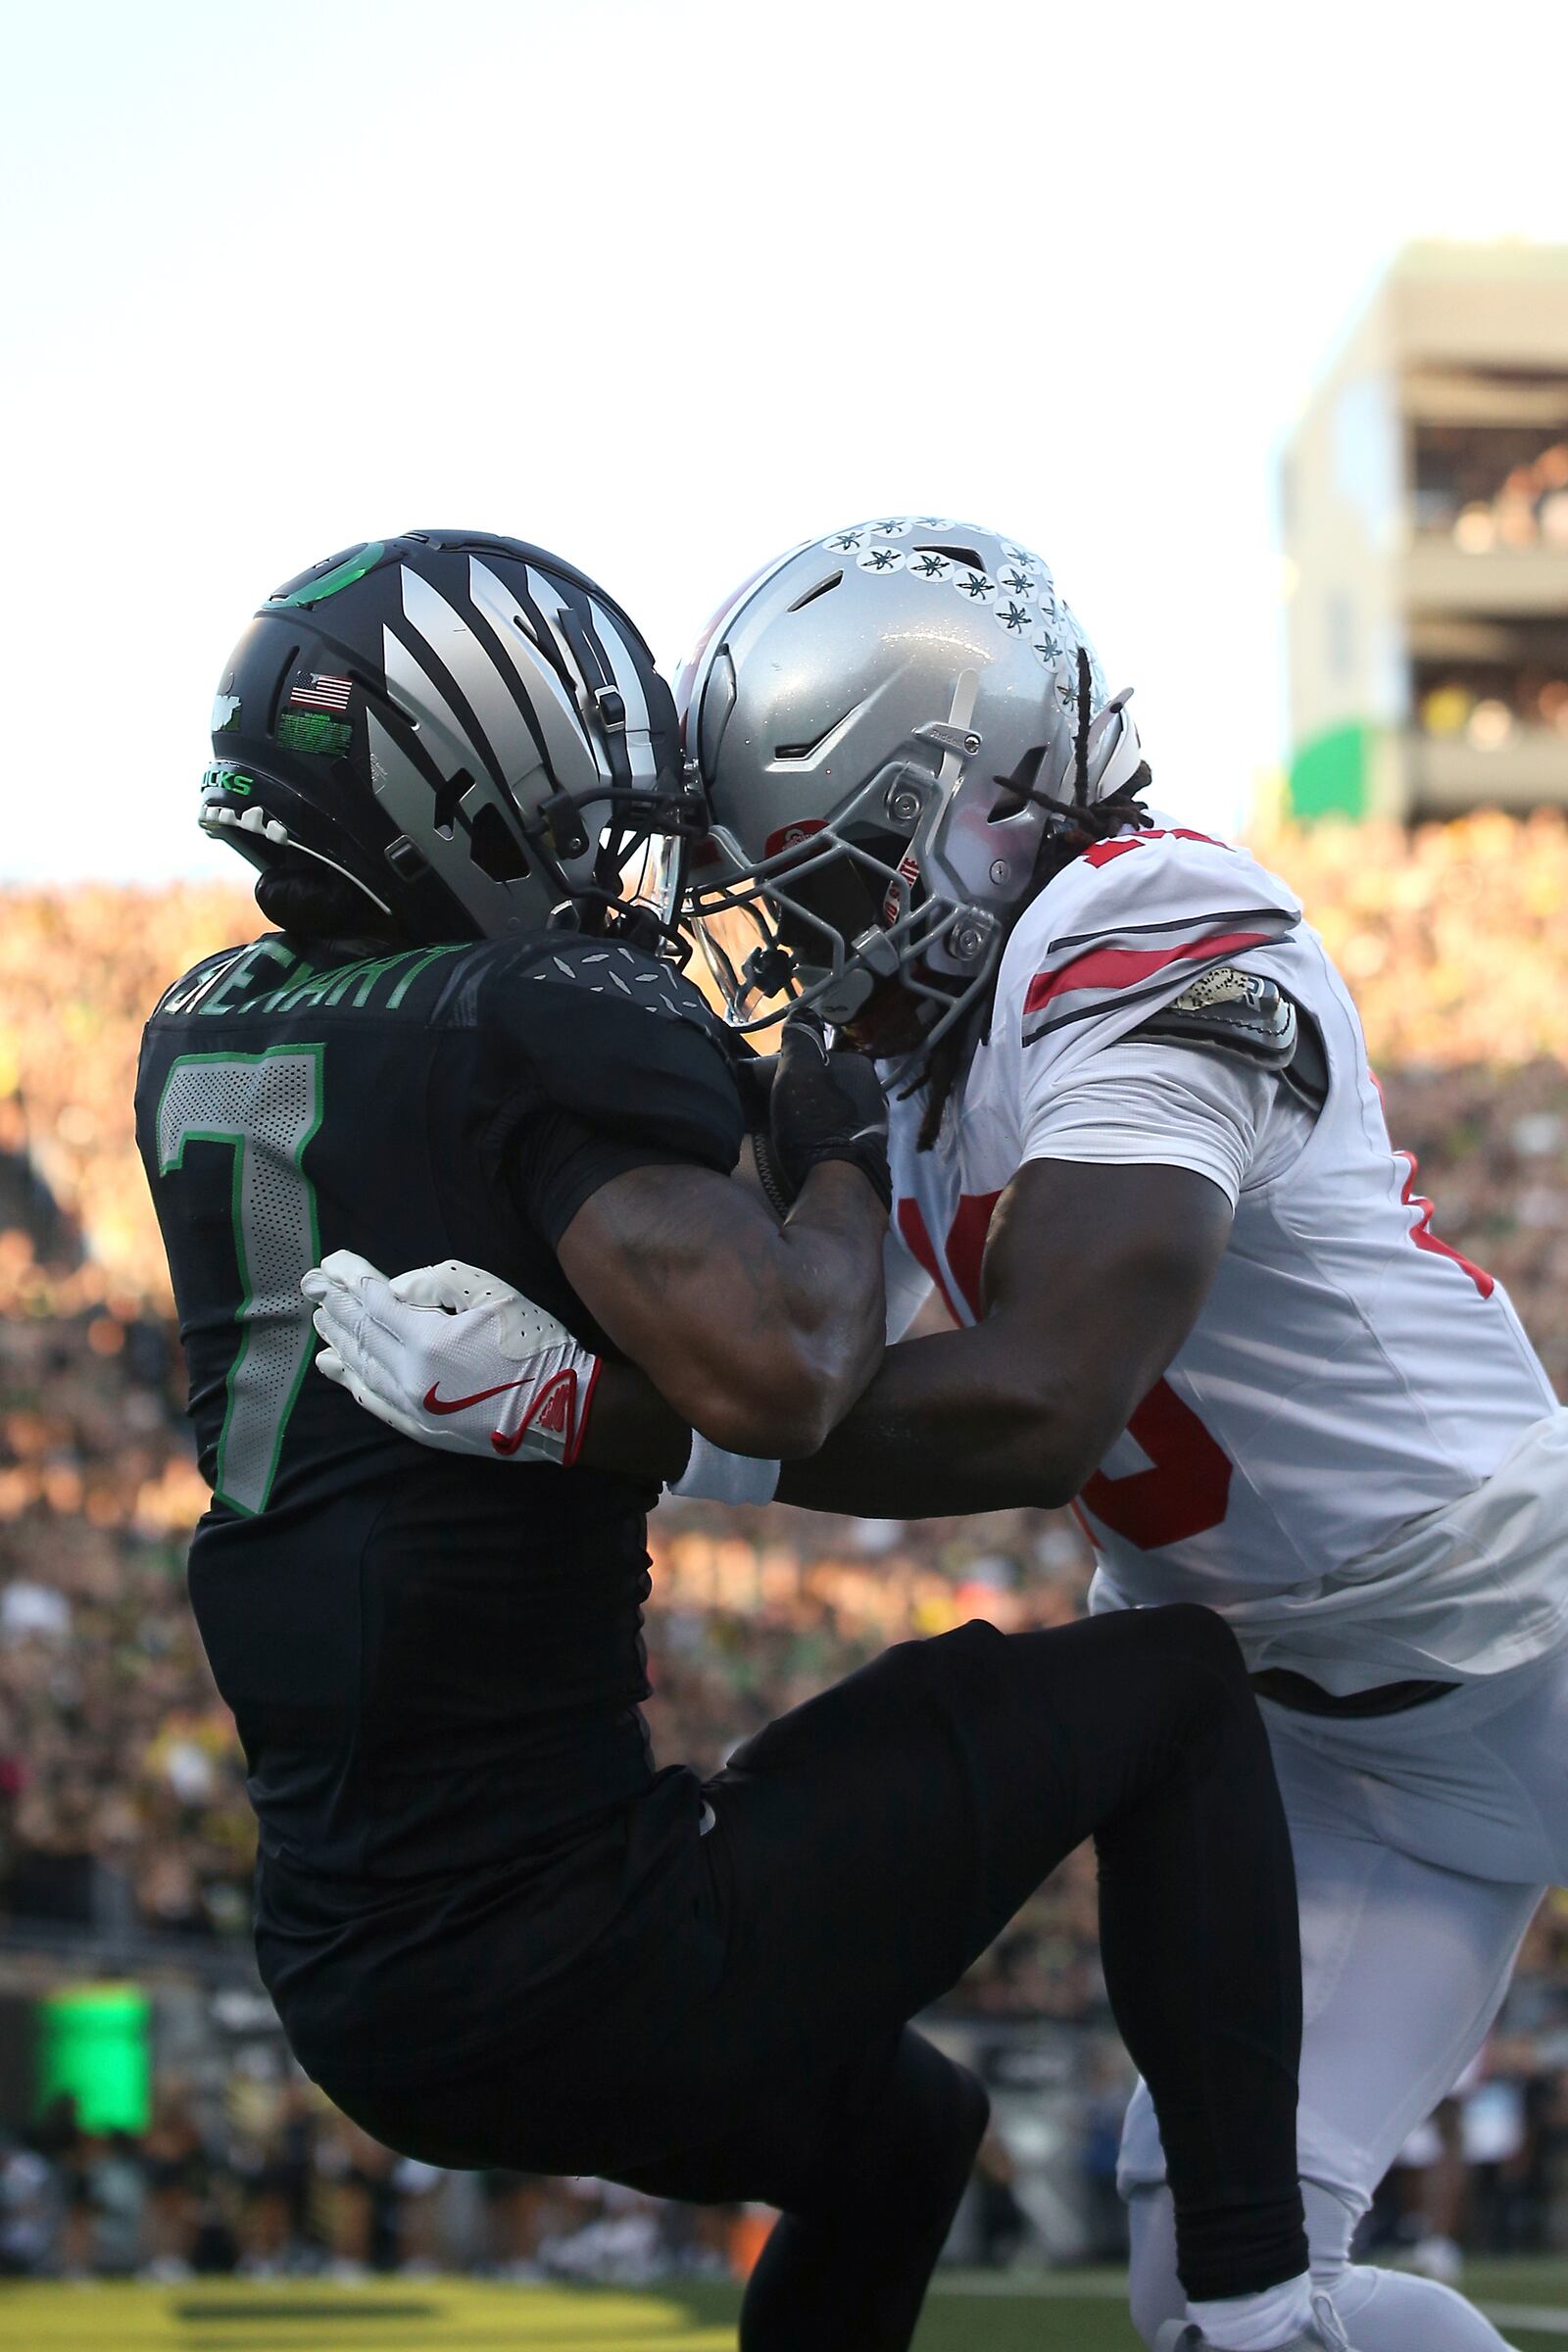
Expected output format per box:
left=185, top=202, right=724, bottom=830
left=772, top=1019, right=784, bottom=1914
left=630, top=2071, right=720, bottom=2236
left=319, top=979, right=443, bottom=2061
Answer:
left=301, top=1250, right=600, bottom=1467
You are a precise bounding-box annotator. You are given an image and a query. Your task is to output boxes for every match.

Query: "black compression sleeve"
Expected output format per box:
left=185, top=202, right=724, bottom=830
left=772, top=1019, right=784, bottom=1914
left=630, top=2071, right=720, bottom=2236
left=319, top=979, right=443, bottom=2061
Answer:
left=510, top=1107, right=690, bottom=1250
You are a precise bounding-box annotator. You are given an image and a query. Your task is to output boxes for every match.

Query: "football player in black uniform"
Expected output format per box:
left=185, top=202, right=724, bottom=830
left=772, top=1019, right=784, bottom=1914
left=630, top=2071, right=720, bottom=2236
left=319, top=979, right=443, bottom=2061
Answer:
left=140, top=532, right=1308, bottom=2352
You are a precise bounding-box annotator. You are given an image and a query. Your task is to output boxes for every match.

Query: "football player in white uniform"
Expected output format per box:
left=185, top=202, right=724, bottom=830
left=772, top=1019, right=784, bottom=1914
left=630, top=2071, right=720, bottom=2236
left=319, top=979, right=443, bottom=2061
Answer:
left=308, top=521, right=1568, bottom=2352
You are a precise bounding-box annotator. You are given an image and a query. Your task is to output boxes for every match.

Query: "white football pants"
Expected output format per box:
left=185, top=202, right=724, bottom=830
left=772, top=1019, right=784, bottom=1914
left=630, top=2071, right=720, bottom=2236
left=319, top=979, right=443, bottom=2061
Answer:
left=1121, top=1641, right=1568, bottom=2352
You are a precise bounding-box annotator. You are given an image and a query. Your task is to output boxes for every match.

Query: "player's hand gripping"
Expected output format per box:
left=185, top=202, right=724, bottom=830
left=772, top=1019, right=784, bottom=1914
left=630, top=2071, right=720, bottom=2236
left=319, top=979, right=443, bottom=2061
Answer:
left=744, top=1011, right=891, bottom=1217
left=301, top=1250, right=600, bottom=1466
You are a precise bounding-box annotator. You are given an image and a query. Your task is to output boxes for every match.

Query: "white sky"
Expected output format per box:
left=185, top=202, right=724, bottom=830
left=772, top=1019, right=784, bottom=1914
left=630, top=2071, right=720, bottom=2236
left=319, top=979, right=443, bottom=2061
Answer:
left=3, top=0, right=1565, bottom=883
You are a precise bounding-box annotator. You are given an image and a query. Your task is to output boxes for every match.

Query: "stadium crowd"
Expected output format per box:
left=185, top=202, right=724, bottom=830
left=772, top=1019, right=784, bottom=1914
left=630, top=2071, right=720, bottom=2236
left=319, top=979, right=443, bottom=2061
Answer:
left=0, top=2079, right=748, bottom=2281
left=1413, top=426, right=1568, bottom=554
left=12, top=811, right=1568, bottom=1308
left=6, top=2014, right=1568, bottom=2282
left=5, top=811, right=1568, bottom=2265
left=9, top=821, right=1568, bottom=1968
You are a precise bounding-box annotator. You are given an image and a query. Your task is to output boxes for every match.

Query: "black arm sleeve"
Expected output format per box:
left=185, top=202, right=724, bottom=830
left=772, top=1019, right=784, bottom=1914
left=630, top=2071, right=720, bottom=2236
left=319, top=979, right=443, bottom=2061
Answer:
left=476, top=938, right=748, bottom=1278
left=510, top=1109, right=693, bottom=1250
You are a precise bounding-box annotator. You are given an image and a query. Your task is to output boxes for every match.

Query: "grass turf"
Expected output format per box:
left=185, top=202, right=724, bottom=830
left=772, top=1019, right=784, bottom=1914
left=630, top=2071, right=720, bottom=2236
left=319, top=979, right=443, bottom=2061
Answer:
left=2, top=2261, right=1568, bottom=2349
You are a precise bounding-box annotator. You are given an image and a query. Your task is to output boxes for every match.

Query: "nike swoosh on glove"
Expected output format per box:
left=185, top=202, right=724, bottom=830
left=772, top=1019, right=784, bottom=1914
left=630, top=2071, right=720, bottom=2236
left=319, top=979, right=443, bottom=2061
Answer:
left=301, top=1250, right=600, bottom=1466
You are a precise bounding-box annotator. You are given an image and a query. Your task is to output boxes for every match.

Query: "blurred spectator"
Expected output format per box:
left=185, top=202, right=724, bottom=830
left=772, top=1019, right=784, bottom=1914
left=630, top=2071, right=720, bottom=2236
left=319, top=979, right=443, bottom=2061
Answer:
left=971, top=2132, right=1033, bottom=2269
left=140, top=2083, right=209, bottom=2279
left=1413, top=426, right=1568, bottom=553
left=0, top=2135, right=56, bottom=2276
left=313, top=2114, right=402, bottom=2278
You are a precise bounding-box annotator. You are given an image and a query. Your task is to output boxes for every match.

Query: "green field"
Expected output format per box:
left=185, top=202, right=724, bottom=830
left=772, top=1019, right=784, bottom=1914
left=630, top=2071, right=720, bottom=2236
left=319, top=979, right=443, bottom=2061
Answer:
left=3, top=2265, right=1568, bottom=2351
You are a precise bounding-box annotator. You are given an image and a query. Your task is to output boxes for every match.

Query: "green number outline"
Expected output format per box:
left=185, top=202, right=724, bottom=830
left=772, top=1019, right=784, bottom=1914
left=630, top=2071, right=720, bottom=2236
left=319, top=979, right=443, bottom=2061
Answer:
left=156, top=1044, right=325, bottom=1516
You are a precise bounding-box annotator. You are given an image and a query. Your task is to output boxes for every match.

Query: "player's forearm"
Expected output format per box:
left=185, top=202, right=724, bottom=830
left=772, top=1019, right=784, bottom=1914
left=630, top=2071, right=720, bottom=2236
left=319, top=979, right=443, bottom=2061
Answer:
left=678, top=1161, right=887, bottom=1457
left=771, top=1160, right=889, bottom=1413
left=571, top=1169, right=887, bottom=1482
left=780, top=1160, right=1234, bottom=1517
left=560, top=1156, right=887, bottom=1463
left=776, top=1316, right=1095, bottom=1515
left=555, top=1016, right=891, bottom=1462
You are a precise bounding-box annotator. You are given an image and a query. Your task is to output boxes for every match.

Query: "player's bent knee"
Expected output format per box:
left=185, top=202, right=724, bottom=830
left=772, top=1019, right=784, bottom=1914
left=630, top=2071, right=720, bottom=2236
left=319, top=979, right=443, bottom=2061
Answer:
left=1150, top=1600, right=1248, bottom=1677
left=1139, top=1604, right=1254, bottom=1746
left=870, top=2034, right=990, bottom=2219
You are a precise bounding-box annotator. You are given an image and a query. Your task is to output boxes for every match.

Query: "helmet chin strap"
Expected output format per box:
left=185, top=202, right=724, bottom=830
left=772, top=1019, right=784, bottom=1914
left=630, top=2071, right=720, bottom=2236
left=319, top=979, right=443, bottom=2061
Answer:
left=201, top=798, right=396, bottom=922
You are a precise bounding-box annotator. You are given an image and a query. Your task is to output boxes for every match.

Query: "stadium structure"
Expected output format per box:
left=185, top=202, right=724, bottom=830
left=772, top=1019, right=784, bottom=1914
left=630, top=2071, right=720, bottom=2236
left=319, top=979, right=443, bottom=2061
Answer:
left=1284, top=240, right=1568, bottom=824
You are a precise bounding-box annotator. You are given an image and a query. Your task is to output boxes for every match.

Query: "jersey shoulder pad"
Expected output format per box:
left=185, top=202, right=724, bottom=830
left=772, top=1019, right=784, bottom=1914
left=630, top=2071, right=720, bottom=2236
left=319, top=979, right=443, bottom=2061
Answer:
left=472, top=935, right=744, bottom=1174
left=451, top=931, right=716, bottom=1021
left=1131, top=963, right=1298, bottom=1070
left=997, top=826, right=1301, bottom=1064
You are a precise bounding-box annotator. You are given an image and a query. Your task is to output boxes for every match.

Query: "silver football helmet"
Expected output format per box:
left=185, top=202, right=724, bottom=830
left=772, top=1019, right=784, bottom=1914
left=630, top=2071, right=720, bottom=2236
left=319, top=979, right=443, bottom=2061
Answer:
left=678, top=518, right=1145, bottom=1037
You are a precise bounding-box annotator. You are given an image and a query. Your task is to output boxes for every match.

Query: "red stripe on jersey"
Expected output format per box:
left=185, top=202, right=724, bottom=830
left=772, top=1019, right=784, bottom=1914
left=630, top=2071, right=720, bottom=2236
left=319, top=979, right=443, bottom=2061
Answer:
left=1374, top=1073, right=1496, bottom=1299
left=896, top=1197, right=959, bottom=1323
left=1398, top=1153, right=1495, bottom=1299
left=1082, top=826, right=1223, bottom=870
left=1023, top=927, right=1272, bottom=1016
left=897, top=1190, right=1003, bottom=1323
left=945, top=1190, right=1003, bottom=1319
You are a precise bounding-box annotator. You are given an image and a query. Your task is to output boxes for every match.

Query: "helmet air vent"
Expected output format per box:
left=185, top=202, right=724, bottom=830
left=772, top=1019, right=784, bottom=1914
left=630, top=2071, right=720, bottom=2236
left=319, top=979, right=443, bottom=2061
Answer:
left=431, top=768, right=472, bottom=840
left=913, top=544, right=987, bottom=571
left=989, top=744, right=1048, bottom=824
left=787, top=570, right=844, bottom=614
left=268, top=647, right=302, bottom=734
left=468, top=802, right=531, bottom=883
left=773, top=705, right=861, bottom=763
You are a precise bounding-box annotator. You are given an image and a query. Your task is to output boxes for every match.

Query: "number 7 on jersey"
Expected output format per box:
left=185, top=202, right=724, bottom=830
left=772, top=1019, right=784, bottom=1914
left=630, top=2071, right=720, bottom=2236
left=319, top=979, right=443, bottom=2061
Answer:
left=156, top=1047, right=324, bottom=1517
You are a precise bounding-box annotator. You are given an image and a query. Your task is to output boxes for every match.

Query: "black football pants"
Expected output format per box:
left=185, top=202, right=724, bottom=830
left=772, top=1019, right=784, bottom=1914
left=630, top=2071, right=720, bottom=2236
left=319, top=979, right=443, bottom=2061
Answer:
left=330, top=1606, right=1306, bottom=2348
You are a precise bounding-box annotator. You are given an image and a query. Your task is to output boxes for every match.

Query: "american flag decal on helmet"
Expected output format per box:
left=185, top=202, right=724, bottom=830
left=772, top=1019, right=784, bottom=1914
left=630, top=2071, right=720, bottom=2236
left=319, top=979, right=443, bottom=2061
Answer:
left=290, top=672, right=353, bottom=712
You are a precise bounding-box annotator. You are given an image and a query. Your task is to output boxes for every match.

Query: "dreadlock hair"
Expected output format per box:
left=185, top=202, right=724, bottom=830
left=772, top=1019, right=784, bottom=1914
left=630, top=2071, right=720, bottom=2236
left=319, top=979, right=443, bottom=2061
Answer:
left=906, top=755, right=1156, bottom=1152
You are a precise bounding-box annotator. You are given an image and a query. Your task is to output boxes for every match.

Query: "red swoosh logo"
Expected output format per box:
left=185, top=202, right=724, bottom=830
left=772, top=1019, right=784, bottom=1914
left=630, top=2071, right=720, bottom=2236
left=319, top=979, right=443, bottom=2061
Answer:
left=421, top=1368, right=580, bottom=1460
left=423, top=1378, right=531, bottom=1415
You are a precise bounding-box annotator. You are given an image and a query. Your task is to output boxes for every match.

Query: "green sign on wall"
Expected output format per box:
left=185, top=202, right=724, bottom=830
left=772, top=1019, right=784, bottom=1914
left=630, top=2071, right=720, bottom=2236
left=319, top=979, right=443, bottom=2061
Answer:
left=1288, top=722, right=1375, bottom=821
left=36, top=1984, right=151, bottom=2133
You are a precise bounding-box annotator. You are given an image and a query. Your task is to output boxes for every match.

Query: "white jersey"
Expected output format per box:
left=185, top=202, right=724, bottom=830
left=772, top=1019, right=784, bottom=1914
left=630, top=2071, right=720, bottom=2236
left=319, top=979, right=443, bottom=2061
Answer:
left=885, top=823, right=1565, bottom=1690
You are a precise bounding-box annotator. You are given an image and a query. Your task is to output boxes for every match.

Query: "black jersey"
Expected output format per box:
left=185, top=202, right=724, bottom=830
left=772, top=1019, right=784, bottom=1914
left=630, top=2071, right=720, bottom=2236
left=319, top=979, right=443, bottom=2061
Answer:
left=135, top=929, right=743, bottom=1898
